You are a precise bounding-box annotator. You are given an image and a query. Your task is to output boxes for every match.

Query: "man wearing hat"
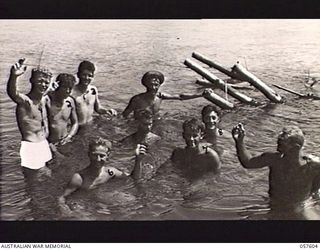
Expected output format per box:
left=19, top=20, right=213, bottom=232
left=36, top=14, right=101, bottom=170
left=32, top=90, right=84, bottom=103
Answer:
left=122, top=70, right=203, bottom=120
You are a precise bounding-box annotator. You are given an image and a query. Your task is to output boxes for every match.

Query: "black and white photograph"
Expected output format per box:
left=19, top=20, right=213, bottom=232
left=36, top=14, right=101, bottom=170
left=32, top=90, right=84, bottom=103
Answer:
left=1, top=19, right=320, bottom=226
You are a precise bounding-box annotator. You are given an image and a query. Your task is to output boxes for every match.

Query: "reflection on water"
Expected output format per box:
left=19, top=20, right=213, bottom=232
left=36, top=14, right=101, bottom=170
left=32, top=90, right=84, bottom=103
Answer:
left=1, top=20, right=320, bottom=220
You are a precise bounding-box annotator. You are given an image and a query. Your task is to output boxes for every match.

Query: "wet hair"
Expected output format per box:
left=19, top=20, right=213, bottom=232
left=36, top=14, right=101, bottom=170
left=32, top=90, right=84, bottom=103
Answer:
left=56, top=73, right=76, bottom=89
left=182, top=118, right=204, bottom=134
left=201, top=105, right=221, bottom=118
left=78, top=60, right=96, bottom=74
left=88, top=137, right=112, bottom=152
left=141, top=71, right=164, bottom=87
left=281, top=126, right=305, bottom=147
left=135, top=108, right=153, bottom=121
left=30, top=67, right=52, bottom=82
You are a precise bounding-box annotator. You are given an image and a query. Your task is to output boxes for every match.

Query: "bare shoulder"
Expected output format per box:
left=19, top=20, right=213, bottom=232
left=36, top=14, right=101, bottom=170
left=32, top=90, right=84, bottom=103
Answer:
left=303, top=154, right=320, bottom=169
left=70, top=173, right=83, bottom=187
left=89, top=85, right=98, bottom=95
left=66, top=96, right=76, bottom=108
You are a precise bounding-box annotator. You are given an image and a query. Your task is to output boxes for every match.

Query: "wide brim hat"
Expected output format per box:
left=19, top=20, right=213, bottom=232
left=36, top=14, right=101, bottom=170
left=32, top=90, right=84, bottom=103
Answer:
left=141, top=71, right=165, bottom=86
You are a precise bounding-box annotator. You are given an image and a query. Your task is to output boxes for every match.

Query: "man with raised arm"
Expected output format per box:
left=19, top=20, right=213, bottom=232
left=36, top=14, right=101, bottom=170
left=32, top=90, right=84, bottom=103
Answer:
left=6, top=58, right=53, bottom=177
left=232, top=123, right=320, bottom=219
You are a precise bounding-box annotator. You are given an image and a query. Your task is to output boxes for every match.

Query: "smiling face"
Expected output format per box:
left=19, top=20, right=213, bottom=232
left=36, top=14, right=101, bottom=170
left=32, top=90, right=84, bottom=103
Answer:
left=77, top=69, right=94, bottom=86
left=183, top=129, right=202, bottom=149
left=145, top=77, right=161, bottom=93
left=30, top=73, right=52, bottom=95
left=182, top=119, right=203, bottom=149
left=202, top=110, right=220, bottom=130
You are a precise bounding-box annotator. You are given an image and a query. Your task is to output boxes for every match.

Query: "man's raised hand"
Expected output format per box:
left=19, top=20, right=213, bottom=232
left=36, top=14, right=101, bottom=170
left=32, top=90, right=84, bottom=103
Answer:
left=11, top=58, right=27, bottom=77
left=232, top=123, right=245, bottom=142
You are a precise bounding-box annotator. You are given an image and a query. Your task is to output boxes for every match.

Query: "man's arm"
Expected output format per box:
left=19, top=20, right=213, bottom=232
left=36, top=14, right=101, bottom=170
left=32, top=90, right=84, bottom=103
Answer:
left=7, top=58, right=29, bottom=104
left=122, top=96, right=136, bottom=118
left=232, top=123, right=277, bottom=169
left=205, top=147, right=221, bottom=171
left=58, top=173, right=83, bottom=212
left=41, top=96, right=50, bottom=138
left=159, top=92, right=203, bottom=100
left=131, top=144, right=147, bottom=180
left=93, top=87, right=117, bottom=116
left=60, top=98, right=79, bottom=145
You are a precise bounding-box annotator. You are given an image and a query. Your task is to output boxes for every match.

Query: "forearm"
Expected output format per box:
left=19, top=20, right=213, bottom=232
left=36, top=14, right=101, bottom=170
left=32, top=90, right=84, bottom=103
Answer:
left=68, top=123, right=79, bottom=138
left=131, top=157, right=142, bottom=180
left=7, top=74, right=19, bottom=100
left=235, top=140, right=254, bottom=168
left=179, top=93, right=203, bottom=100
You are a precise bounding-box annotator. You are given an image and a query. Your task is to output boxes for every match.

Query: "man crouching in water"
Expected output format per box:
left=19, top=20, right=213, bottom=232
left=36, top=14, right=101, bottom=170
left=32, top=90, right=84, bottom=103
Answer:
left=171, top=118, right=221, bottom=180
left=7, top=58, right=53, bottom=178
left=232, top=123, right=320, bottom=219
left=58, top=137, right=146, bottom=213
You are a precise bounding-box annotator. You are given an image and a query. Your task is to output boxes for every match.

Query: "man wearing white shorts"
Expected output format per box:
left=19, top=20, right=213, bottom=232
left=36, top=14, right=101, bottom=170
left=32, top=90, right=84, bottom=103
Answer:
left=7, top=58, right=53, bottom=177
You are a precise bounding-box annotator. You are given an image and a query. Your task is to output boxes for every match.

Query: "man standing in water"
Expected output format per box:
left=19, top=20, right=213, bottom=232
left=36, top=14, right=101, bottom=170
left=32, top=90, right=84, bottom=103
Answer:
left=71, top=60, right=117, bottom=126
left=122, top=71, right=203, bottom=120
left=6, top=58, right=53, bottom=177
left=232, top=123, right=320, bottom=219
left=171, top=118, right=220, bottom=179
left=46, top=73, right=78, bottom=145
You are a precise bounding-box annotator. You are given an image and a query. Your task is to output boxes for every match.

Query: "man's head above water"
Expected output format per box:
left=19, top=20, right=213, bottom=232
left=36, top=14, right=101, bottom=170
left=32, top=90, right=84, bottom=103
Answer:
left=182, top=118, right=204, bottom=149
left=88, top=137, right=112, bottom=165
left=201, top=105, right=221, bottom=130
left=277, top=125, right=305, bottom=154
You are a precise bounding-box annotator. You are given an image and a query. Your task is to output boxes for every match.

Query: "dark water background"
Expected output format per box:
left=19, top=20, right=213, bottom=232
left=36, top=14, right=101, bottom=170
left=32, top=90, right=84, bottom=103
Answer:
left=1, top=20, right=320, bottom=220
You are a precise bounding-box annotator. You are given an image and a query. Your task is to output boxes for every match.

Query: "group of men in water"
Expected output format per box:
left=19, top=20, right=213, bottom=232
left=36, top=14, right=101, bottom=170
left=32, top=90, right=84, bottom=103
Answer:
left=6, top=58, right=320, bottom=219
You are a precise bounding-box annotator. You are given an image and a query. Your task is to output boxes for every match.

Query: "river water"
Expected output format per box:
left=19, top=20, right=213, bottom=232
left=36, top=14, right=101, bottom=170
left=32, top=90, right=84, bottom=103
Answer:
left=1, top=20, right=320, bottom=220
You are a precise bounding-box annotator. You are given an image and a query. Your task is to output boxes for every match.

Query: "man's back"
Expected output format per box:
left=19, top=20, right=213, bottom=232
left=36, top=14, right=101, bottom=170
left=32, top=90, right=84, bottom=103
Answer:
left=268, top=154, right=318, bottom=207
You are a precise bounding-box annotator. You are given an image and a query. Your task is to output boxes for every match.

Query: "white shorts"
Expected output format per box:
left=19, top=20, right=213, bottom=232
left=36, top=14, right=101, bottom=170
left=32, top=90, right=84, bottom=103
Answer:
left=20, top=140, right=52, bottom=169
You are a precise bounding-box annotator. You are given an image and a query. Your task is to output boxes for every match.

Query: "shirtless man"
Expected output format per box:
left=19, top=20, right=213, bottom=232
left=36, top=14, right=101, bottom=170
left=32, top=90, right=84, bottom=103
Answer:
left=232, top=123, right=320, bottom=219
left=171, top=118, right=221, bottom=179
left=58, top=137, right=145, bottom=213
left=122, top=70, right=203, bottom=119
left=6, top=58, right=52, bottom=176
left=71, top=60, right=117, bottom=126
left=201, top=105, right=232, bottom=155
left=46, top=73, right=78, bottom=145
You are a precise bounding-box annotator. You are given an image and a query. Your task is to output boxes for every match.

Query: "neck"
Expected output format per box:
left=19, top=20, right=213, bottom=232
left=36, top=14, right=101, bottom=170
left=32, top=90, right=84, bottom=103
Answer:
left=28, top=90, right=43, bottom=103
left=146, top=90, right=157, bottom=97
left=205, top=127, right=217, bottom=135
left=185, top=144, right=201, bottom=154
left=283, top=150, right=302, bottom=164
left=51, top=93, right=66, bottom=105
left=77, top=82, right=89, bottom=93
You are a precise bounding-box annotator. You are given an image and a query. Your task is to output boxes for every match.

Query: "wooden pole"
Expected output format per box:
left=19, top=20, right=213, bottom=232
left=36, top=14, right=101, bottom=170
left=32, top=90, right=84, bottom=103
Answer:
left=232, top=63, right=283, bottom=103
left=184, top=58, right=258, bottom=105
left=192, top=52, right=242, bottom=80
left=203, top=89, right=234, bottom=109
